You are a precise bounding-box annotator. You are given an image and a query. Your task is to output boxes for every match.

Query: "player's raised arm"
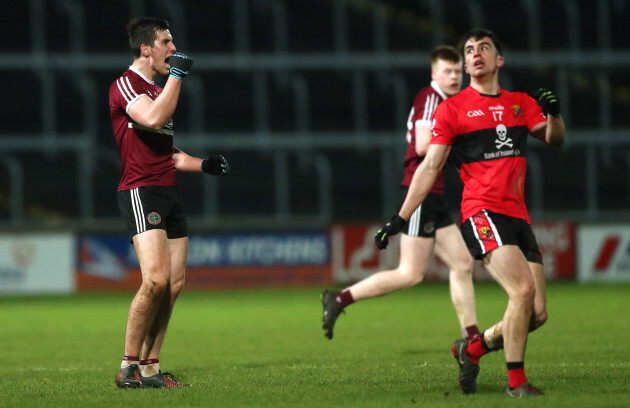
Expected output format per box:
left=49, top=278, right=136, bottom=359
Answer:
left=128, top=53, right=194, bottom=130
left=530, top=88, right=565, bottom=147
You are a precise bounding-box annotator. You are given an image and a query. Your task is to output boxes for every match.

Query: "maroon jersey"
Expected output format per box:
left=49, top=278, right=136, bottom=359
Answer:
left=402, top=81, right=447, bottom=194
left=430, top=86, right=547, bottom=223
left=109, top=67, right=177, bottom=191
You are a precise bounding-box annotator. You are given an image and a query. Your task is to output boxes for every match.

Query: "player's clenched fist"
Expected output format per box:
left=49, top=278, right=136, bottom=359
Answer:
left=532, top=88, right=560, bottom=116
left=202, top=154, right=230, bottom=176
left=169, top=52, right=194, bottom=80
left=374, top=215, right=406, bottom=250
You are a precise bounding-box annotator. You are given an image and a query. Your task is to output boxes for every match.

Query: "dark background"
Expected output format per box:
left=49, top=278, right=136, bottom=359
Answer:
left=1, top=0, right=629, bottom=231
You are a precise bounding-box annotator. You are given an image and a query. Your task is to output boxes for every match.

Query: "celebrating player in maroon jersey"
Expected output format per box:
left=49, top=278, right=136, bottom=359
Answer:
left=110, top=17, right=229, bottom=389
left=321, top=46, right=480, bottom=343
left=375, top=29, right=565, bottom=397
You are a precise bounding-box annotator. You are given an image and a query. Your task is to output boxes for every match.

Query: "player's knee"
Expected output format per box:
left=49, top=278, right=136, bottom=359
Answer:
left=399, top=268, right=423, bottom=287
left=171, top=276, right=185, bottom=297
left=143, top=277, right=169, bottom=298
left=511, top=281, right=535, bottom=307
left=450, top=255, right=473, bottom=279
left=528, top=309, right=547, bottom=332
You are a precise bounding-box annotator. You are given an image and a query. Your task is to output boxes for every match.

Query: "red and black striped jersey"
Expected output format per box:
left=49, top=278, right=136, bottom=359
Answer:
left=402, top=81, right=447, bottom=193
left=109, top=67, right=177, bottom=192
left=430, top=86, right=547, bottom=223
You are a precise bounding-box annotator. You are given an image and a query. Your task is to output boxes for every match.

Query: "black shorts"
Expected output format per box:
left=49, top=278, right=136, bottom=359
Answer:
left=399, top=188, right=455, bottom=238
left=117, top=185, right=188, bottom=240
left=460, top=209, right=542, bottom=264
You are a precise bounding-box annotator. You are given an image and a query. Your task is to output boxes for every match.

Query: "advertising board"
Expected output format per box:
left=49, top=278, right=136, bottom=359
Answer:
left=331, top=221, right=576, bottom=283
left=77, top=232, right=331, bottom=290
left=0, top=234, right=75, bottom=294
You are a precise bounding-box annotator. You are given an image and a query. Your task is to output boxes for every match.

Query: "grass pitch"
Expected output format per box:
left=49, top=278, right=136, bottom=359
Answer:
left=1, top=282, right=629, bottom=407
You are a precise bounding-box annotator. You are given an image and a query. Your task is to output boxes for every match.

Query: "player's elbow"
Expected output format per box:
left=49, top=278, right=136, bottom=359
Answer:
left=547, top=136, right=564, bottom=147
left=427, top=156, right=446, bottom=173
left=145, top=118, right=166, bottom=131
left=415, top=145, right=428, bottom=157
left=143, top=110, right=169, bottom=130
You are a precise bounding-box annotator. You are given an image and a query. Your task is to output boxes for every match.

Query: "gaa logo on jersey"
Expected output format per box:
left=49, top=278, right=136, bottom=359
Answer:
left=477, top=226, right=494, bottom=240
left=147, top=212, right=162, bottom=225
left=467, top=110, right=484, bottom=117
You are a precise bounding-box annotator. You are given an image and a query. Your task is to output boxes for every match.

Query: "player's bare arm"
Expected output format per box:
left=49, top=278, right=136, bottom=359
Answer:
left=399, top=143, right=450, bottom=220
left=128, top=42, right=193, bottom=130
left=414, top=125, right=432, bottom=157
left=531, top=115, right=565, bottom=147
left=172, top=148, right=203, bottom=173
left=530, top=88, right=565, bottom=147
left=172, top=148, right=230, bottom=176
left=127, top=81, right=183, bottom=130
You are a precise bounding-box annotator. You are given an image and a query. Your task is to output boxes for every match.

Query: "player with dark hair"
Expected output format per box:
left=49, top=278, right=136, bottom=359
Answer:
left=110, top=17, right=229, bottom=389
left=321, top=45, right=480, bottom=344
left=374, top=28, right=565, bottom=397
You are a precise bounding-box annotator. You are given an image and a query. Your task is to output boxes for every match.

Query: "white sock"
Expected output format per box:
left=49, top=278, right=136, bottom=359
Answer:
left=121, top=356, right=140, bottom=369
left=140, top=359, right=160, bottom=377
left=483, top=328, right=503, bottom=349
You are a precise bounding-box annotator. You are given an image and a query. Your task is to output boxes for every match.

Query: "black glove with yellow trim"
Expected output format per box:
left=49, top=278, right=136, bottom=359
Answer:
left=532, top=88, right=560, bottom=116
left=374, top=215, right=406, bottom=250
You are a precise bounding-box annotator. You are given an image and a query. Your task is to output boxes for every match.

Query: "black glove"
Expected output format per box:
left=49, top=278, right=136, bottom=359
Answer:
left=532, top=88, right=560, bottom=116
left=202, top=154, right=229, bottom=176
left=168, top=52, right=194, bottom=80
left=374, top=215, right=406, bottom=250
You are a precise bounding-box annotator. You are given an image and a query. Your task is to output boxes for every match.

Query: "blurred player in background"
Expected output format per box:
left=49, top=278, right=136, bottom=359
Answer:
left=321, top=46, right=480, bottom=344
left=374, top=28, right=565, bottom=397
left=110, top=17, right=229, bottom=389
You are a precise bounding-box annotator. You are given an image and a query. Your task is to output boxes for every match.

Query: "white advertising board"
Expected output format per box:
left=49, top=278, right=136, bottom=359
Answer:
left=577, top=225, right=630, bottom=282
left=0, top=234, right=75, bottom=294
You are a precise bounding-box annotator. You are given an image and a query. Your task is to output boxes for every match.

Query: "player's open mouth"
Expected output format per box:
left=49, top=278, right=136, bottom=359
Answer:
left=165, top=57, right=171, bottom=65
left=474, top=61, right=484, bottom=68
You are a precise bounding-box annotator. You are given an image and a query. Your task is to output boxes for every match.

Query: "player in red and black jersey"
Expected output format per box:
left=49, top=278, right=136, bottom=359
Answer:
left=322, top=46, right=480, bottom=343
left=111, top=17, right=229, bottom=389
left=375, top=29, right=565, bottom=397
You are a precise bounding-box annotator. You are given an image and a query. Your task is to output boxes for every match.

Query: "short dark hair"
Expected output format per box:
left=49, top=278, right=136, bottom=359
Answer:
left=458, top=28, right=503, bottom=56
left=430, top=45, right=461, bottom=67
left=126, top=17, right=170, bottom=58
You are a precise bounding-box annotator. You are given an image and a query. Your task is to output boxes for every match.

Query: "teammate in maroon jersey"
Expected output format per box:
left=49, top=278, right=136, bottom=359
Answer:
left=321, top=46, right=479, bottom=343
left=111, top=17, right=229, bottom=389
left=374, top=29, right=565, bottom=397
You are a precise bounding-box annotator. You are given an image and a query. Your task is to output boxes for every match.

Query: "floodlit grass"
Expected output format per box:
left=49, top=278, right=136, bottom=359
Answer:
left=1, top=282, right=629, bottom=407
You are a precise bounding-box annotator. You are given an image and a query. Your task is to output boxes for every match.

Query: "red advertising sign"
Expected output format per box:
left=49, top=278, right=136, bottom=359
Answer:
left=331, top=221, right=576, bottom=283
left=531, top=221, right=576, bottom=279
